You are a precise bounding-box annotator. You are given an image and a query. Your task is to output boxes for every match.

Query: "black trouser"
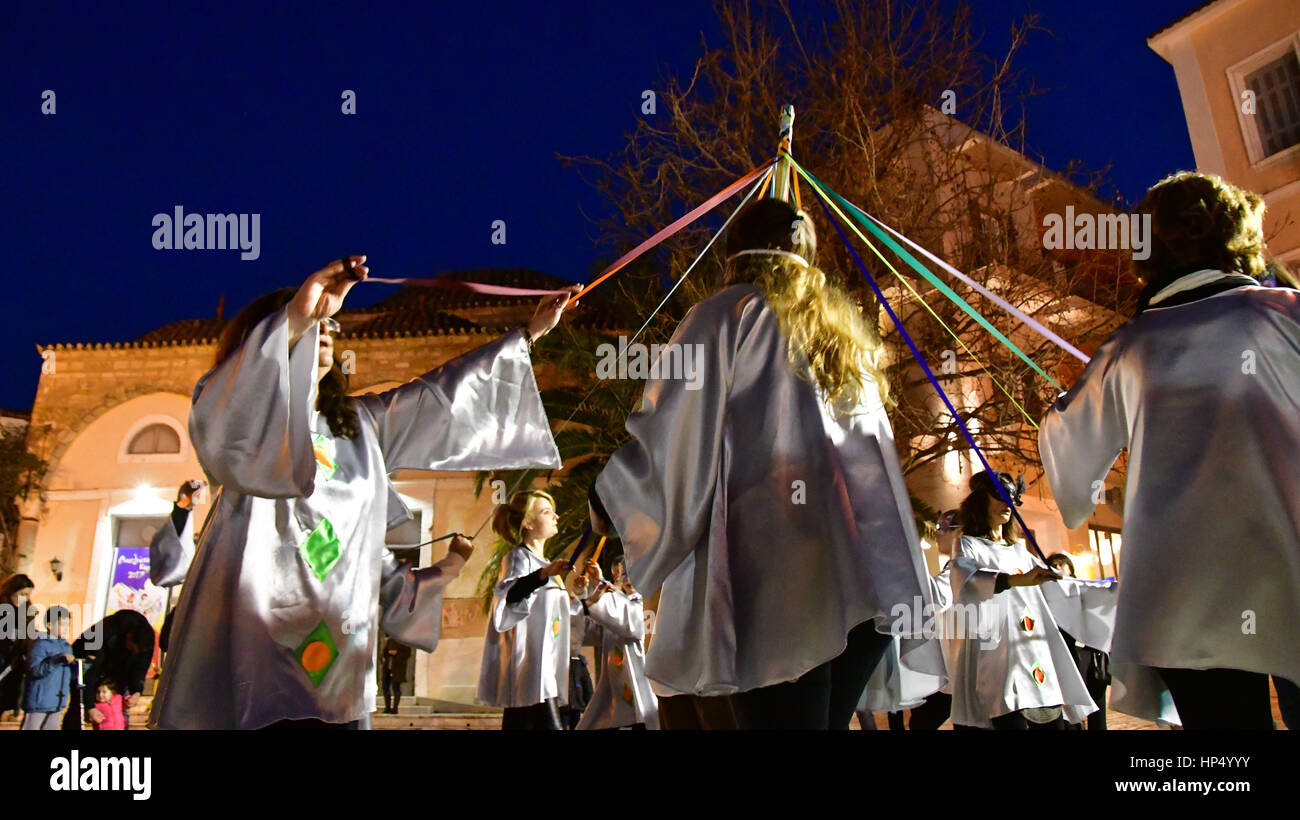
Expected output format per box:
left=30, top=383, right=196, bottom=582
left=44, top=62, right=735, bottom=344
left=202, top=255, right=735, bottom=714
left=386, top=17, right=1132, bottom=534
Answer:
left=260, top=718, right=361, bottom=730
left=658, top=694, right=739, bottom=730
left=1157, top=667, right=1274, bottom=729
left=907, top=692, right=952, bottom=730
left=1083, top=672, right=1107, bottom=731
left=382, top=668, right=401, bottom=712
left=727, top=620, right=893, bottom=730
left=501, top=699, right=563, bottom=730
left=955, top=710, right=1067, bottom=730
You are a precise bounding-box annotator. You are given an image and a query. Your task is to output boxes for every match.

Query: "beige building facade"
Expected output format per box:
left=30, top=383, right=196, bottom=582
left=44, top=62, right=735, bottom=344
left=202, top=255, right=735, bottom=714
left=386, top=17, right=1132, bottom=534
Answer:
left=1148, top=0, right=1300, bottom=279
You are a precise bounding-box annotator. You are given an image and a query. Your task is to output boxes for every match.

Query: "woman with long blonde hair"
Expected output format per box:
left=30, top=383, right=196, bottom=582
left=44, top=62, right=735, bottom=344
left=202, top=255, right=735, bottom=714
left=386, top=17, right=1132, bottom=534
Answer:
left=589, top=197, right=941, bottom=729
left=477, top=489, right=578, bottom=729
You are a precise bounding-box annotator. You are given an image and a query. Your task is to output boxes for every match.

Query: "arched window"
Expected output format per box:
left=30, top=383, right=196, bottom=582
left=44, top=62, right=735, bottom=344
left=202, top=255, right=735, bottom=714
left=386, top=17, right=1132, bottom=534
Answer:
left=127, top=423, right=181, bottom=455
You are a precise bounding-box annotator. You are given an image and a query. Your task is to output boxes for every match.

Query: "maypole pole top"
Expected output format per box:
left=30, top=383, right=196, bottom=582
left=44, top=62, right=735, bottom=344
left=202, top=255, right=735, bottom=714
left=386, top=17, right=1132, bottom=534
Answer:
left=773, top=104, right=798, bottom=207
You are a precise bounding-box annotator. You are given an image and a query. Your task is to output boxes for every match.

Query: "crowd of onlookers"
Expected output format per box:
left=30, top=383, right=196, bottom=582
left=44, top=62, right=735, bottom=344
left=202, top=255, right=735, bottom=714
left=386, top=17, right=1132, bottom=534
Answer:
left=1, top=572, right=155, bottom=730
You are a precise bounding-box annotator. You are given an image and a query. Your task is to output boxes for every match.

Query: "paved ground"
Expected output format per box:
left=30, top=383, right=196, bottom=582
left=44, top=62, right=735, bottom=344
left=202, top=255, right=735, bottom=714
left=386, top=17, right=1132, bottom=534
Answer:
left=856, top=686, right=1289, bottom=730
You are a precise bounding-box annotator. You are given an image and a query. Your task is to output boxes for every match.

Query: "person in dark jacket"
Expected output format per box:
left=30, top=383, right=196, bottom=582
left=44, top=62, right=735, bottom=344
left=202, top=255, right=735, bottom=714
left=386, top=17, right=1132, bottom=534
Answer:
left=380, top=635, right=411, bottom=714
left=0, top=573, right=36, bottom=719
left=21, top=606, right=74, bottom=730
left=1047, top=553, right=1111, bottom=730
left=72, top=609, right=155, bottom=729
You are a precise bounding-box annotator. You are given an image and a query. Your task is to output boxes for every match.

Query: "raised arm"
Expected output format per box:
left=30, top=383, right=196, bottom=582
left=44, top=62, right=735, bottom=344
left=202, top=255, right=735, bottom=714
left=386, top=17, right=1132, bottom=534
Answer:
left=1038, top=336, right=1129, bottom=528
left=584, top=589, right=645, bottom=643
left=149, top=482, right=204, bottom=588
left=378, top=535, right=473, bottom=653
left=352, top=289, right=575, bottom=473
left=188, top=258, right=367, bottom=498
left=593, top=300, right=734, bottom=594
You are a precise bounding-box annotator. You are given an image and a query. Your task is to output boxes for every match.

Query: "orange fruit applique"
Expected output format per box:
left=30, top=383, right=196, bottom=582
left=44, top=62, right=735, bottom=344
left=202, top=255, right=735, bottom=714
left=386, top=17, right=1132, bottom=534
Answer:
left=300, top=641, right=332, bottom=673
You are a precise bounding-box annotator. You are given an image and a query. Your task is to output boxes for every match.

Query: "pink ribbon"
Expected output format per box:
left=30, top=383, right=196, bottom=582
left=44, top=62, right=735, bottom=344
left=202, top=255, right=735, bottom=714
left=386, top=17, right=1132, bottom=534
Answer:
left=364, top=277, right=573, bottom=297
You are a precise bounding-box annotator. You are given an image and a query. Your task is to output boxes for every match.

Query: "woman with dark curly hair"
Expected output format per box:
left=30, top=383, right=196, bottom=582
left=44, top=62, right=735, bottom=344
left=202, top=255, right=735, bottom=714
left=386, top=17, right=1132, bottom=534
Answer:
left=149, top=256, right=571, bottom=729
left=1040, top=172, right=1300, bottom=729
left=0, top=573, right=35, bottom=718
left=947, top=472, right=1096, bottom=730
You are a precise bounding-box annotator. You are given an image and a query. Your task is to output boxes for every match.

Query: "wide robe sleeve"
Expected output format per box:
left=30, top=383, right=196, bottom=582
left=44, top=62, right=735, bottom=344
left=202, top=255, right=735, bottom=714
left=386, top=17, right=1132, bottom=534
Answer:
left=492, top=547, right=548, bottom=633
left=189, top=306, right=320, bottom=498
left=585, top=590, right=645, bottom=643
left=950, top=537, right=1003, bottom=606
left=1038, top=335, right=1129, bottom=528
left=149, top=510, right=195, bottom=588
left=353, top=329, right=561, bottom=473
left=594, top=302, right=730, bottom=595
left=378, top=551, right=467, bottom=653
left=1041, top=577, right=1118, bottom=653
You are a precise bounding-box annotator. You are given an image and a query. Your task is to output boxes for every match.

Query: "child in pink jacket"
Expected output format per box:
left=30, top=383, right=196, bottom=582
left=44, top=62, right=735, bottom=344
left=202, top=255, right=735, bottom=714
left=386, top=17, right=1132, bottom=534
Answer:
left=88, top=682, right=126, bottom=730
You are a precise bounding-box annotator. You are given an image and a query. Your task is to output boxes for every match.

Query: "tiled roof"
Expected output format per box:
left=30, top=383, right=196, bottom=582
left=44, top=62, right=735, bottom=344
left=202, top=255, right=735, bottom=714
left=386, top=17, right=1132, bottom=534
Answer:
left=40, top=269, right=624, bottom=350
left=1147, top=0, right=1227, bottom=40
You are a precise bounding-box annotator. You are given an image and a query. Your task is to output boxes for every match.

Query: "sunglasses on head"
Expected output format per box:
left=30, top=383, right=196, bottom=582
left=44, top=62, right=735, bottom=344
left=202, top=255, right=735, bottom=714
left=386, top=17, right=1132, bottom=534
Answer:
left=319, top=318, right=342, bottom=335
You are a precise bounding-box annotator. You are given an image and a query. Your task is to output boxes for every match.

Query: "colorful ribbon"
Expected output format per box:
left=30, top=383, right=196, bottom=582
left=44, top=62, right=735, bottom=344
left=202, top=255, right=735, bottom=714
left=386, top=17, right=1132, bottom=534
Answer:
left=565, top=525, right=593, bottom=571
left=805, top=169, right=1052, bottom=564
left=791, top=158, right=1065, bottom=393
left=860, top=206, right=1089, bottom=364
left=572, top=159, right=778, bottom=302
left=365, top=277, right=573, bottom=297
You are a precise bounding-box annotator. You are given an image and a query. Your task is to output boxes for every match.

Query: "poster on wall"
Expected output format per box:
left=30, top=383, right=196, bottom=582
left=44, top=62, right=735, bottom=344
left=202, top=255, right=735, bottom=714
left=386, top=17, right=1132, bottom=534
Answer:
left=106, top=546, right=168, bottom=635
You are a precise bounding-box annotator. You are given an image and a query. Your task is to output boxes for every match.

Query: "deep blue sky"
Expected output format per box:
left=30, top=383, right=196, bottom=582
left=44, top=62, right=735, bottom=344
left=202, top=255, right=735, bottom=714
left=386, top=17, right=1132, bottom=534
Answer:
left=1, top=1, right=1202, bottom=411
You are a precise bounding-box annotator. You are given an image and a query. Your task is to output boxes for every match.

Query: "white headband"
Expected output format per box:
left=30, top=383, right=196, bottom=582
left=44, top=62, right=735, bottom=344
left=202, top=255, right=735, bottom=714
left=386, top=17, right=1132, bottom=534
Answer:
left=725, top=249, right=810, bottom=268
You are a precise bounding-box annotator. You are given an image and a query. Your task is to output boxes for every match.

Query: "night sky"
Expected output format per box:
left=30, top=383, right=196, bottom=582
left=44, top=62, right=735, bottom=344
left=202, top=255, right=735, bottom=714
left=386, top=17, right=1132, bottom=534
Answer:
left=1, top=0, right=1203, bottom=412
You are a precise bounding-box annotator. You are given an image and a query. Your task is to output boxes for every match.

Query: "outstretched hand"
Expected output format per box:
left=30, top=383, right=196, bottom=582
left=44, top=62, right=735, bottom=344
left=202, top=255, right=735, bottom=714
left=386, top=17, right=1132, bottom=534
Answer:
left=289, top=256, right=368, bottom=341
left=1008, top=566, right=1061, bottom=588
left=526, top=285, right=582, bottom=340
left=176, top=480, right=203, bottom=509
left=448, top=534, right=474, bottom=561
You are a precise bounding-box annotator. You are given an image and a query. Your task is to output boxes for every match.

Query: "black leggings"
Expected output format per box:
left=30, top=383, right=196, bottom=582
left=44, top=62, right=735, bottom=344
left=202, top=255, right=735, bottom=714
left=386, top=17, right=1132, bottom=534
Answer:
left=954, top=710, right=1067, bottom=731
left=501, top=699, right=563, bottom=730
left=727, top=620, right=893, bottom=730
left=657, top=694, right=739, bottom=730
left=259, top=718, right=361, bottom=730
left=907, top=691, right=952, bottom=730
left=1157, top=667, right=1274, bottom=730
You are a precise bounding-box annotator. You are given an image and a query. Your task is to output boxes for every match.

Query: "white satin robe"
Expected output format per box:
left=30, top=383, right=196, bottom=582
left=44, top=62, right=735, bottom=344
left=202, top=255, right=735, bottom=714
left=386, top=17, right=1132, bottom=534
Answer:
left=948, top=535, right=1096, bottom=728
left=149, top=308, right=561, bottom=729
left=860, top=563, right=952, bottom=712
left=478, top=545, right=582, bottom=709
left=1039, top=279, right=1300, bottom=721
left=595, top=284, right=944, bottom=696
left=149, top=509, right=196, bottom=589
left=577, top=589, right=659, bottom=730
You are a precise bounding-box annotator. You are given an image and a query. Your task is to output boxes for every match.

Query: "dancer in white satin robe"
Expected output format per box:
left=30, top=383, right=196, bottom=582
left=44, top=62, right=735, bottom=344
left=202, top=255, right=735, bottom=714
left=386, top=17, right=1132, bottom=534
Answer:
left=150, top=258, right=568, bottom=729
left=478, top=544, right=581, bottom=715
left=1038, top=173, right=1300, bottom=729
left=1039, top=272, right=1300, bottom=724
left=148, top=481, right=204, bottom=589
left=949, top=533, right=1097, bottom=728
left=576, top=565, right=658, bottom=730
left=590, top=198, right=943, bottom=728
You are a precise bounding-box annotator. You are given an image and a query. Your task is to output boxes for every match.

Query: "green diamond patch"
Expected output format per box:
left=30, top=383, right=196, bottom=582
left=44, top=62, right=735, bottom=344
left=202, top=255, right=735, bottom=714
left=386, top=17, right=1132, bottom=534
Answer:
left=299, top=517, right=342, bottom=582
left=295, top=620, right=339, bottom=687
